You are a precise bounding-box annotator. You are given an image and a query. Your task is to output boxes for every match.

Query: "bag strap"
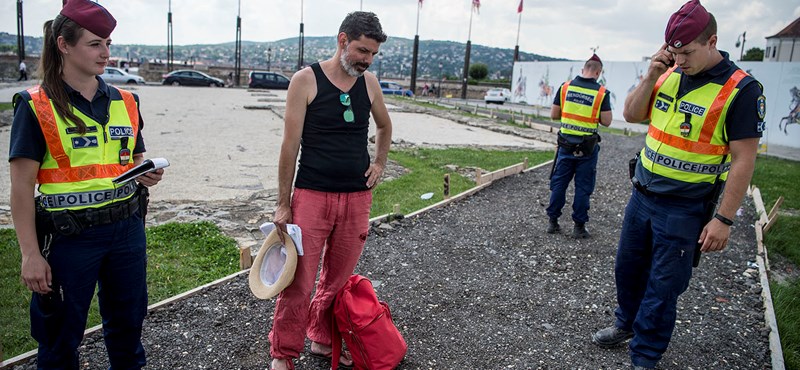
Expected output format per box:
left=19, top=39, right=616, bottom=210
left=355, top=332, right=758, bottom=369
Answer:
left=331, top=299, right=343, bottom=370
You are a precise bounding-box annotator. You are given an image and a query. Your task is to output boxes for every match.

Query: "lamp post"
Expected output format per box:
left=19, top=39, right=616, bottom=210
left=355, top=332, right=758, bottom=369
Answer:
left=16, top=0, right=25, bottom=63
left=438, top=62, right=443, bottom=98
left=298, top=0, right=305, bottom=70
left=267, top=47, right=272, bottom=71
left=735, top=31, right=746, bottom=61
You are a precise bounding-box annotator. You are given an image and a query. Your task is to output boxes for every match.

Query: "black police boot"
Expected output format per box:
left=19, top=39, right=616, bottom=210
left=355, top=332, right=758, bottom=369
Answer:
left=592, top=326, right=634, bottom=348
left=572, top=222, right=590, bottom=239
left=546, top=218, right=561, bottom=234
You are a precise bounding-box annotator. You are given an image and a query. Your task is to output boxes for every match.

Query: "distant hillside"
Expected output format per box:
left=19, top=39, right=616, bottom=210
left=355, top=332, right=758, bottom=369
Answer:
left=0, top=32, right=565, bottom=79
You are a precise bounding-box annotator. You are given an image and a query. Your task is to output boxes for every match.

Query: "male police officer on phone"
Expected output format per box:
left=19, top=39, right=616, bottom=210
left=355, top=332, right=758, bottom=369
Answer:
left=591, top=1, right=765, bottom=369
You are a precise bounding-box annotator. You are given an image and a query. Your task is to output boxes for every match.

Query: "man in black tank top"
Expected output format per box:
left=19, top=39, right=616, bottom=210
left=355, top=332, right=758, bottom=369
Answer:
left=268, top=11, right=393, bottom=370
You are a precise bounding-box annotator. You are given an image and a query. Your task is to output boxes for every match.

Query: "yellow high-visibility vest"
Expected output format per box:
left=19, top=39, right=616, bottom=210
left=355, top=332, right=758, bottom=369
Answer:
left=640, top=66, right=748, bottom=188
left=19, top=85, right=139, bottom=211
left=559, top=81, right=607, bottom=136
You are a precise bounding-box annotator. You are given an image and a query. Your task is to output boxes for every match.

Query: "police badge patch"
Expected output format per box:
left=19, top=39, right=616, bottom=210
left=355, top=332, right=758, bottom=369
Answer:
left=757, top=95, right=766, bottom=120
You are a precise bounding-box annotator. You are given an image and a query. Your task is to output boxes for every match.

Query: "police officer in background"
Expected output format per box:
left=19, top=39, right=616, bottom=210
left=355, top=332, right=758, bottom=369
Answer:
left=546, top=54, right=612, bottom=238
left=591, top=1, right=764, bottom=369
left=9, top=0, right=163, bottom=368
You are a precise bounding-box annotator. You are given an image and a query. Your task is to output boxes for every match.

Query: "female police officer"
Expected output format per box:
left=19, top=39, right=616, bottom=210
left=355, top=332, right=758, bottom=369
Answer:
left=8, top=1, right=164, bottom=368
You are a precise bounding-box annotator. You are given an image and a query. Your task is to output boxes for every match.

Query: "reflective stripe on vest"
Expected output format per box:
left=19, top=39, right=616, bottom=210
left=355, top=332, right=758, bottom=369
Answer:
left=39, top=181, right=138, bottom=208
left=641, top=68, right=748, bottom=185
left=559, top=81, right=606, bottom=136
left=26, top=86, right=139, bottom=210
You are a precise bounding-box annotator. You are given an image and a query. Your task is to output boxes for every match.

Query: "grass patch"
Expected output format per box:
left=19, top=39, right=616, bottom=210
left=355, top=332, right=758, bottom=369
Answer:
left=765, top=215, right=800, bottom=267
left=371, top=148, right=552, bottom=216
left=0, top=102, right=13, bottom=111
left=756, top=155, right=800, bottom=369
left=772, top=278, right=800, bottom=369
left=752, top=155, right=800, bottom=210
left=1, top=222, right=238, bottom=361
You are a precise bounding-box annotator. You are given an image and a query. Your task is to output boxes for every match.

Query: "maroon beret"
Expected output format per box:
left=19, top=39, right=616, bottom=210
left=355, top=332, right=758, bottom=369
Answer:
left=664, top=0, right=710, bottom=48
left=61, top=0, right=117, bottom=39
left=588, top=53, right=602, bottom=66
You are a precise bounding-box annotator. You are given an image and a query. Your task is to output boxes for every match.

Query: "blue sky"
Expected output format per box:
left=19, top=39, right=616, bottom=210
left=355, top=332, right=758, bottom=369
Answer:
left=1, top=0, right=799, bottom=61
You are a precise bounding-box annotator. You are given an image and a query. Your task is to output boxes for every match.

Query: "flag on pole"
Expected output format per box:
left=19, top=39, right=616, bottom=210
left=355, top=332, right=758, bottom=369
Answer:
left=518, top=0, right=523, bottom=13
left=472, top=0, right=480, bottom=13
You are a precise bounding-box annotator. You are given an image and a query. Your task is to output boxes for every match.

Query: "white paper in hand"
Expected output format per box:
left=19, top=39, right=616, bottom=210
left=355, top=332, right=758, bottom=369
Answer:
left=112, top=157, right=170, bottom=184
left=259, top=222, right=304, bottom=256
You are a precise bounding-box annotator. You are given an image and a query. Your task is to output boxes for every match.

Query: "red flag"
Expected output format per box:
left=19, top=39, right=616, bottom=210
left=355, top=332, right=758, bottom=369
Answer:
left=518, top=0, right=523, bottom=13
left=472, top=0, right=480, bottom=13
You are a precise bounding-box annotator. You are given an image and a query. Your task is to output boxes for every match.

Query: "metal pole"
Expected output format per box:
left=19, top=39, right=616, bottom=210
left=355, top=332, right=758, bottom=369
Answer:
left=235, top=0, right=242, bottom=86
left=740, top=31, right=746, bottom=61
left=514, top=12, right=522, bottom=62
left=167, top=0, right=173, bottom=72
left=16, top=0, right=25, bottom=62
left=410, top=2, right=421, bottom=94
left=462, top=8, right=474, bottom=100
left=298, top=0, right=305, bottom=70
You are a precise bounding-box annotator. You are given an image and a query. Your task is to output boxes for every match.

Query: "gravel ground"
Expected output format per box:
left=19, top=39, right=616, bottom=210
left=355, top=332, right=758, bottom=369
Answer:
left=7, top=131, right=772, bottom=369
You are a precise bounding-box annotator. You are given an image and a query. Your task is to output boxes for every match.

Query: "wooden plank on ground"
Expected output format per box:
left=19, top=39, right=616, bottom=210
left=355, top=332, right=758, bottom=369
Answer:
left=763, top=196, right=784, bottom=234
left=751, top=187, right=769, bottom=225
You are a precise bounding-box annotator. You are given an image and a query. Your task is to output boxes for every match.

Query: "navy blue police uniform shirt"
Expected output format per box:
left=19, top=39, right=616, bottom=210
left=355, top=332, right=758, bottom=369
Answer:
left=552, top=76, right=612, bottom=112
left=675, top=51, right=763, bottom=141
left=9, top=76, right=146, bottom=162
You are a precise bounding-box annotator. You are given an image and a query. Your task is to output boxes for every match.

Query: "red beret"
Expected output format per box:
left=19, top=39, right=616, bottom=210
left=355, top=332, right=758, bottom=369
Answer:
left=588, top=53, right=602, bottom=66
left=61, top=0, right=117, bottom=39
left=664, top=0, right=710, bottom=48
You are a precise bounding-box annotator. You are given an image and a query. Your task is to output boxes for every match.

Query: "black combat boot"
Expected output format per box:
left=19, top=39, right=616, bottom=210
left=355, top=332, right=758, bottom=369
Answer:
left=547, top=218, right=561, bottom=234
left=572, top=222, right=590, bottom=239
left=592, top=326, right=633, bottom=347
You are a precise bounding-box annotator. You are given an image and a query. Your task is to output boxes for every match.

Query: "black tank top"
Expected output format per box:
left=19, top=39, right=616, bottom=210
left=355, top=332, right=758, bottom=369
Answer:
left=294, top=63, right=372, bottom=192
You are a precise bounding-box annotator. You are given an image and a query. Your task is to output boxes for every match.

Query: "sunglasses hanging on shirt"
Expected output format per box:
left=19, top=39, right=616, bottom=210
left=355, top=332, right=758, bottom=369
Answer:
left=340, top=92, right=354, bottom=123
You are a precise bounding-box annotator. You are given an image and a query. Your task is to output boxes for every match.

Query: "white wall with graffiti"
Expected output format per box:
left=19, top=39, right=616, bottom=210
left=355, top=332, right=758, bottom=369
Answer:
left=511, top=60, right=800, bottom=154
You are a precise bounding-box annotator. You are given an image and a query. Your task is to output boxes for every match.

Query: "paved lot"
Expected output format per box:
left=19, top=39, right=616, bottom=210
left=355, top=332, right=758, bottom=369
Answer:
left=0, top=83, right=550, bottom=207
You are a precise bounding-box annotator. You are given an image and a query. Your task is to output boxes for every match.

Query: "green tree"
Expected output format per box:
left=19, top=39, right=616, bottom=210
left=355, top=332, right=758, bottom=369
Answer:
left=742, top=47, right=764, bottom=61
left=469, top=63, right=488, bottom=80
left=0, top=44, right=17, bottom=53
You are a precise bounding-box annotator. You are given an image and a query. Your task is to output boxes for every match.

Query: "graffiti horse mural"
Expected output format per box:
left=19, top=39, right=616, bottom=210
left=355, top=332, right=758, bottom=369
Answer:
left=779, top=86, right=800, bottom=134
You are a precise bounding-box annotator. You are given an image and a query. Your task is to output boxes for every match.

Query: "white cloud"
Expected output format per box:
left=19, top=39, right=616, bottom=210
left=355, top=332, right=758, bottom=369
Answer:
left=0, top=0, right=797, bottom=61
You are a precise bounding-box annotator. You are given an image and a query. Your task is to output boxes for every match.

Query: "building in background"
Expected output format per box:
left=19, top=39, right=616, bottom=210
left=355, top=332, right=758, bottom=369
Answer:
left=765, top=16, right=800, bottom=62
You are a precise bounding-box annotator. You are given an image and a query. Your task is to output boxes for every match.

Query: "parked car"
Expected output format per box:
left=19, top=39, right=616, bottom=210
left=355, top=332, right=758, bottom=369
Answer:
left=380, top=81, right=414, bottom=97
left=162, top=70, right=224, bottom=87
left=484, top=88, right=512, bottom=104
left=100, top=67, right=145, bottom=85
left=248, top=71, right=291, bottom=89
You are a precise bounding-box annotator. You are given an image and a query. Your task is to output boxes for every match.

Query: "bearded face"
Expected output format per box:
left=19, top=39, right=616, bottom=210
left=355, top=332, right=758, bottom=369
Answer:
left=338, top=40, right=374, bottom=77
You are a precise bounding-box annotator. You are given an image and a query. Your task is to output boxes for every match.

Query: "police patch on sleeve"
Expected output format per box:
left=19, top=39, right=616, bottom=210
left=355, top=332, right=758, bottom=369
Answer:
left=757, top=95, right=766, bottom=120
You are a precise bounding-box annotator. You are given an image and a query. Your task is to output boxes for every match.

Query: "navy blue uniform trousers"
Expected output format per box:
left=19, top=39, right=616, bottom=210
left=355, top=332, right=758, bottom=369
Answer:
left=31, top=211, right=147, bottom=370
left=546, top=144, right=599, bottom=224
left=613, top=188, right=705, bottom=368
